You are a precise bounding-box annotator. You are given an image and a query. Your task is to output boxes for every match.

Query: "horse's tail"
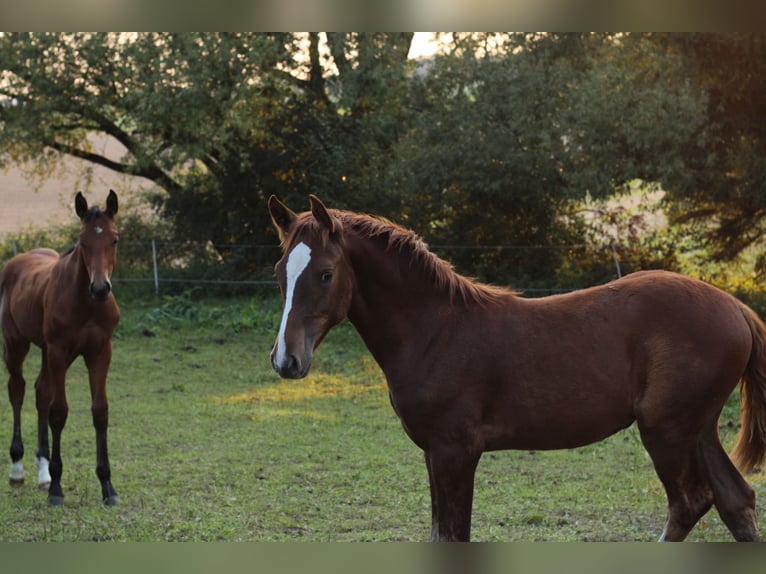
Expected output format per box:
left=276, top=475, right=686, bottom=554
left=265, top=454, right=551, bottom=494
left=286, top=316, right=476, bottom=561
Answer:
left=731, top=303, right=766, bottom=473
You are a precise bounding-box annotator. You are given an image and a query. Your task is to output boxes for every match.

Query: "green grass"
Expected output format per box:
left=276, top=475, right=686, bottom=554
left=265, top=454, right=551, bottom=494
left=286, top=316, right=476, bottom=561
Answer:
left=0, top=295, right=764, bottom=541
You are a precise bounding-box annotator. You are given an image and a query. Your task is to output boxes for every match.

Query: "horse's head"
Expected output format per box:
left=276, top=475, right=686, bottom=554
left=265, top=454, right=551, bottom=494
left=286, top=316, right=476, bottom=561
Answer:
left=268, top=195, right=354, bottom=379
left=75, top=189, right=119, bottom=302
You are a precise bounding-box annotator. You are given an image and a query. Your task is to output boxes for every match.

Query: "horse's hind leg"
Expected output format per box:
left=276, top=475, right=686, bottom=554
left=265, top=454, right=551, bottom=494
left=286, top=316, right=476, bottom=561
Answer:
left=698, top=426, right=760, bottom=541
left=5, top=338, right=30, bottom=486
left=638, top=424, right=714, bottom=541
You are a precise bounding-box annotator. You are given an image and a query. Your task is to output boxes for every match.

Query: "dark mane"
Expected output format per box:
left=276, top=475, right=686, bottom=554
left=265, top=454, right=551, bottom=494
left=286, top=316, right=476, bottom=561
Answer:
left=336, top=211, right=516, bottom=306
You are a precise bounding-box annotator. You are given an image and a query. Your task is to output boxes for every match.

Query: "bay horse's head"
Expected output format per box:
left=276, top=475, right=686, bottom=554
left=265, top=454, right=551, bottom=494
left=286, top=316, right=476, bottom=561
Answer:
left=268, top=195, right=354, bottom=379
left=75, top=189, right=119, bottom=301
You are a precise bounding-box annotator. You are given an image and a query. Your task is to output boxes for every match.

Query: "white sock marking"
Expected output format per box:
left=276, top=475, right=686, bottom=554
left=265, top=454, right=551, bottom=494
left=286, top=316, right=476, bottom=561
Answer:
left=10, top=461, right=24, bottom=482
left=36, top=456, right=51, bottom=486
left=275, top=242, right=312, bottom=368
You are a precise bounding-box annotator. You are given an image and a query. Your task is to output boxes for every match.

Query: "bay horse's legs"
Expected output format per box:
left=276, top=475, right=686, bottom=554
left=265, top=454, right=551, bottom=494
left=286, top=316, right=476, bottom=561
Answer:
left=33, top=357, right=52, bottom=490
left=5, top=337, right=30, bottom=486
left=425, top=446, right=481, bottom=541
left=425, top=451, right=438, bottom=540
left=638, top=424, right=714, bottom=541
left=698, top=425, right=760, bottom=541
left=43, top=345, right=72, bottom=506
left=84, top=347, right=118, bottom=506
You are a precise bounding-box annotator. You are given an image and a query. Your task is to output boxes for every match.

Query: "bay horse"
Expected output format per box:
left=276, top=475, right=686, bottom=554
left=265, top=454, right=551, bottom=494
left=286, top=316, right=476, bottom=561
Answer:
left=268, top=194, right=766, bottom=542
left=1, top=190, right=120, bottom=506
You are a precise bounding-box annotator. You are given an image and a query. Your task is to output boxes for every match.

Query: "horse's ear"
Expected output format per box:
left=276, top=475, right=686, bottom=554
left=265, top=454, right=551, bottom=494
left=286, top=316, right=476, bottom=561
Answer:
left=75, top=192, right=88, bottom=220
left=268, top=195, right=297, bottom=240
left=309, top=194, right=338, bottom=236
left=106, top=189, right=118, bottom=218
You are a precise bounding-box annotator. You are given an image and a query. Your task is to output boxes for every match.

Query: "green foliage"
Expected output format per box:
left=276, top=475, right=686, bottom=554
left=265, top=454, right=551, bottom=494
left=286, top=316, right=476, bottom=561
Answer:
left=392, top=39, right=576, bottom=285
left=133, top=291, right=282, bottom=335
left=653, top=34, right=766, bottom=264
left=1, top=222, right=79, bottom=260
left=555, top=183, right=681, bottom=288
left=2, top=33, right=766, bottom=287
left=0, top=33, right=416, bottom=261
left=0, top=33, right=303, bottom=250
left=561, top=35, right=708, bottom=199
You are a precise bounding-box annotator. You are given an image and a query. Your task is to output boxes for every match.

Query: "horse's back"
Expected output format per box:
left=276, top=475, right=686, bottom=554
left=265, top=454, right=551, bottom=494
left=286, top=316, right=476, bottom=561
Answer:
left=468, top=270, right=754, bottom=450
left=571, top=270, right=752, bottom=379
left=615, top=270, right=750, bottom=345
left=0, top=248, right=59, bottom=346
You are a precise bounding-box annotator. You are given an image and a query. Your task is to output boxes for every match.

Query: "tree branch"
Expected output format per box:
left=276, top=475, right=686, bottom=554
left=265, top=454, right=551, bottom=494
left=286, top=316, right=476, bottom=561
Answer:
left=326, top=33, right=350, bottom=78
left=46, top=139, right=182, bottom=194
left=307, top=32, right=330, bottom=106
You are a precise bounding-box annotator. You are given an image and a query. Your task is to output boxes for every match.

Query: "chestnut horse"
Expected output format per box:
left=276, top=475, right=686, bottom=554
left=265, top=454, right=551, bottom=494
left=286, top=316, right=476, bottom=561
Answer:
left=268, top=195, right=766, bottom=542
left=1, top=190, right=120, bottom=506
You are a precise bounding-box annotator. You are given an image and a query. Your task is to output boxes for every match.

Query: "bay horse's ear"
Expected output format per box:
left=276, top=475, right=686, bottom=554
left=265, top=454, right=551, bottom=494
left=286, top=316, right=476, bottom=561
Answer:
left=106, top=189, right=118, bottom=218
left=268, top=195, right=297, bottom=241
left=75, top=192, right=88, bottom=220
left=309, top=194, right=339, bottom=236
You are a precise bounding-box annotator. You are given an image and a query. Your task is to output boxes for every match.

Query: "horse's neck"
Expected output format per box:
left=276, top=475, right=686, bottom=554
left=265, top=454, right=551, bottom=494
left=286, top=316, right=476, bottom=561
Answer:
left=345, top=237, right=453, bottom=369
left=51, top=247, right=90, bottom=300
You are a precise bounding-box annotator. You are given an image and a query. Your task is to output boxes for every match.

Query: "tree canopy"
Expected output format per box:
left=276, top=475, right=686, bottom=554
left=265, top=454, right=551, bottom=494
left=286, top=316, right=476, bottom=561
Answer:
left=1, top=32, right=764, bottom=287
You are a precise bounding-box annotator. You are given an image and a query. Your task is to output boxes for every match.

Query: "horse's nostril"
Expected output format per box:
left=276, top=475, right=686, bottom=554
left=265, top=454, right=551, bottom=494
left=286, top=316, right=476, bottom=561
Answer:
left=89, top=281, right=112, bottom=300
left=286, top=354, right=300, bottom=374
left=272, top=352, right=307, bottom=379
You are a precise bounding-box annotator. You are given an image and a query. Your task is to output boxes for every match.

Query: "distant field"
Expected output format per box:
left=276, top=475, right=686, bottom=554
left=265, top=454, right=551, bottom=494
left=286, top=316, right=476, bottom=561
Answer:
left=0, top=137, right=153, bottom=235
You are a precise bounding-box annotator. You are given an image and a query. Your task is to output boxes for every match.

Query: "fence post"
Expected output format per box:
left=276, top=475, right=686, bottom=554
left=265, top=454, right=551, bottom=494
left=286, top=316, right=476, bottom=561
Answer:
left=611, top=243, right=622, bottom=279
left=12, top=238, right=18, bottom=256
left=151, top=239, right=159, bottom=296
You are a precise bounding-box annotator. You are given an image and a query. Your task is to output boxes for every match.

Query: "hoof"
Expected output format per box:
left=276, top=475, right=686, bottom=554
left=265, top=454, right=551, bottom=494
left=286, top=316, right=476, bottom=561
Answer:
left=38, top=481, right=51, bottom=492
left=48, top=495, right=64, bottom=507
left=9, top=477, right=25, bottom=487
left=103, top=495, right=119, bottom=507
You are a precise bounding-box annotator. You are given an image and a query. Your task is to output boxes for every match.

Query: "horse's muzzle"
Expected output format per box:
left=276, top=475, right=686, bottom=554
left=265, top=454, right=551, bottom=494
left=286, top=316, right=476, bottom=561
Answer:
left=89, top=280, right=112, bottom=301
left=271, top=351, right=311, bottom=379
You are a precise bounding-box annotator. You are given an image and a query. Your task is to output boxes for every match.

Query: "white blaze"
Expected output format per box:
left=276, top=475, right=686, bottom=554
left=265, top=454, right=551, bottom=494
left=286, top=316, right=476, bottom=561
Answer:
left=275, top=242, right=312, bottom=367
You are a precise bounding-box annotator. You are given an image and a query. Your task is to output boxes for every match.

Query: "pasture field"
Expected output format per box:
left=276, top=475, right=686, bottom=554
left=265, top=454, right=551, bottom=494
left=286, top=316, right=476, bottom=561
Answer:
left=0, top=294, right=764, bottom=542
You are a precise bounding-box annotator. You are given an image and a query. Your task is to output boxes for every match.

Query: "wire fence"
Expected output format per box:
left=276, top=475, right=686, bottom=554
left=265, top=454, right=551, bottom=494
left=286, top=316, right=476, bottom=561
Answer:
left=4, top=237, right=624, bottom=298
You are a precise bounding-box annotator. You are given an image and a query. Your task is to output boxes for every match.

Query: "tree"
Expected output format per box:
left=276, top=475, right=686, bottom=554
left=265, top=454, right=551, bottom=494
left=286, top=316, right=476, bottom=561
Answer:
left=0, top=32, right=415, bottom=265
left=390, top=36, right=573, bottom=285
left=4, top=32, right=747, bottom=290
left=561, top=34, right=709, bottom=200
left=647, top=34, right=766, bottom=269
left=388, top=33, right=706, bottom=287
left=0, top=33, right=290, bottom=245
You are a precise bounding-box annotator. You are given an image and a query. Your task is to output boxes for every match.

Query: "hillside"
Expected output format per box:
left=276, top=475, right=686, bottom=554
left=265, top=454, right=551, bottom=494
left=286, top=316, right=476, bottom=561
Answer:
left=0, top=136, right=154, bottom=235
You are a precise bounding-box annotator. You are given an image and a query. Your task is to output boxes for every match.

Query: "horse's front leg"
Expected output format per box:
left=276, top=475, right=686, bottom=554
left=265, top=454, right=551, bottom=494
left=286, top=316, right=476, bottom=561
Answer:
left=425, top=445, right=481, bottom=541
left=43, top=345, right=73, bottom=506
left=85, top=343, right=118, bottom=506
left=33, top=352, right=52, bottom=491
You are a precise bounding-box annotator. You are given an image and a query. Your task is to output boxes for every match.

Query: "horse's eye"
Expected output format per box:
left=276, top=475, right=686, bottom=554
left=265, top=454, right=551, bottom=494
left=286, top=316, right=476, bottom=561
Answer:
left=113, top=238, right=119, bottom=246
left=321, top=271, right=333, bottom=283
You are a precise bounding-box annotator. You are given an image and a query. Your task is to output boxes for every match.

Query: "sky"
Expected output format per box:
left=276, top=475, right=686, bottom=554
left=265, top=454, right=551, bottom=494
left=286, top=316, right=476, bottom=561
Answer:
left=409, top=32, right=441, bottom=59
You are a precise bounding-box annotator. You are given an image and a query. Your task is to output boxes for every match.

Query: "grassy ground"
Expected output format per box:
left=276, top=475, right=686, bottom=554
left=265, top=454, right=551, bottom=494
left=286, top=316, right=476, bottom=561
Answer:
left=0, top=295, right=764, bottom=542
